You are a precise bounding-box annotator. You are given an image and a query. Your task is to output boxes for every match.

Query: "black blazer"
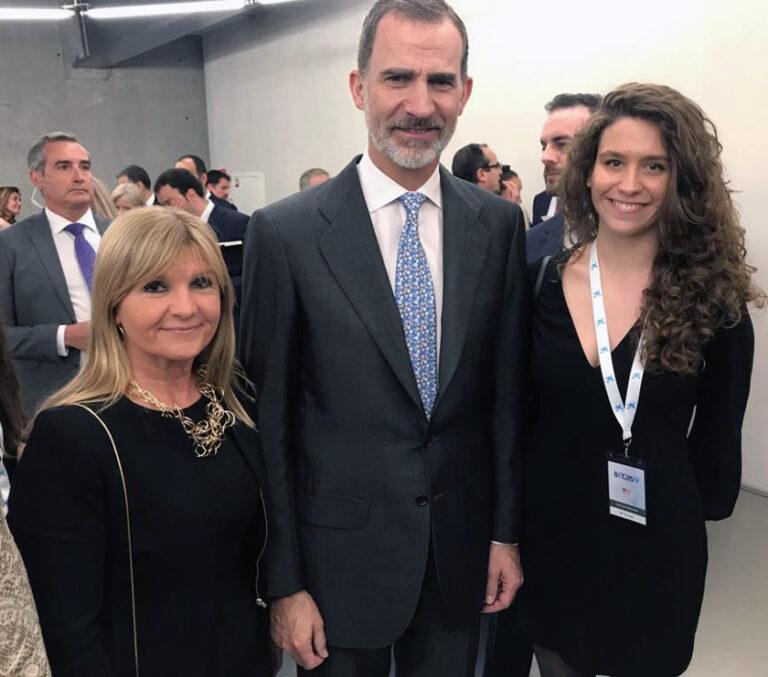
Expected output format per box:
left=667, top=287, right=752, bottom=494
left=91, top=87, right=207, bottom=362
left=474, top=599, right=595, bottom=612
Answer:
left=211, top=194, right=238, bottom=212
left=0, top=211, right=110, bottom=412
left=8, top=399, right=269, bottom=676
left=531, top=190, right=554, bottom=226
left=240, top=157, right=528, bottom=647
left=208, top=204, right=248, bottom=243
left=208, top=204, right=249, bottom=301
left=526, top=213, right=564, bottom=263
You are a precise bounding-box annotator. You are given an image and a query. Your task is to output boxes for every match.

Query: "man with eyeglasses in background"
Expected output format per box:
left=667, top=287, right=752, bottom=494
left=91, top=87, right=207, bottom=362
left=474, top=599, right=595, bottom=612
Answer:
left=451, top=142, right=503, bottom=194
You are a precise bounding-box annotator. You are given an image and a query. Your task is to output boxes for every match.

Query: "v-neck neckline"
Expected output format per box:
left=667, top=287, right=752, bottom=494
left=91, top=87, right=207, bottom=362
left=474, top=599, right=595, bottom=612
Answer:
left=557, top=265, right=638, bottom=371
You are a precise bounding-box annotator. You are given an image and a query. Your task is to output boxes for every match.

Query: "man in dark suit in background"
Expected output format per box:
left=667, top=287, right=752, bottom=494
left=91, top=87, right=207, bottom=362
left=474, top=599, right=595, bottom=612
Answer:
left=116, top=164, right=156, bottom=206
left=206, top=169, right=238, bottom=211
left=451, top=142, right=503, bottom=194
left=526, top=93, right=600, bottom=263
left=0, top=132, right=110, bottom=412
left=240, top=1, right=526, bottom=675
left=530, top=189, right=554, bottom=226
left=154, top=168, right=248, bottom=301
left=154, top=168, right=247, bottom=241
left=175, top=153, right=208, bottom=191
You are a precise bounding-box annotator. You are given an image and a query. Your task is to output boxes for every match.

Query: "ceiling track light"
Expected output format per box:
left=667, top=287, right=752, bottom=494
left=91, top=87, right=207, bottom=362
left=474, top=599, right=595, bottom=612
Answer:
left=0, top=8, right=72, bottom=20
left=0, top=0, right=275, bottom=22
left=85, top=1, right=252, bottom=20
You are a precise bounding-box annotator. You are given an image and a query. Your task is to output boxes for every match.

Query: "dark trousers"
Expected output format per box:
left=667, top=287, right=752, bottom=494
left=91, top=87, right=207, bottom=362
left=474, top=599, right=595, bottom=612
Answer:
left=298, top=551, right=481, bottom=677
left=484, top=600, right=533, bottom=677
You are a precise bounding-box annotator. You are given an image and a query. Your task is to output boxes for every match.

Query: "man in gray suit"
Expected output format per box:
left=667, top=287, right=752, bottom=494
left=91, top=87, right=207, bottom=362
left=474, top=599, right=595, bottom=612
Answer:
left=0, top=132, right=109, bottom=412
left=240, top=1, right=526, bottom=675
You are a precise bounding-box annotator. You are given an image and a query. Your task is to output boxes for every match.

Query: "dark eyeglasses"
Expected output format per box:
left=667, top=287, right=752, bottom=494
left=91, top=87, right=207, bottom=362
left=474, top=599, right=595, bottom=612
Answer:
left=484, top=162, right=502, bottom=171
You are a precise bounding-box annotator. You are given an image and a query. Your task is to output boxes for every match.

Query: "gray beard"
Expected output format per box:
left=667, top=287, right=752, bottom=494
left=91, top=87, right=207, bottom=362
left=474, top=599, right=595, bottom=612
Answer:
left=364, top=105, right=454, bottom=170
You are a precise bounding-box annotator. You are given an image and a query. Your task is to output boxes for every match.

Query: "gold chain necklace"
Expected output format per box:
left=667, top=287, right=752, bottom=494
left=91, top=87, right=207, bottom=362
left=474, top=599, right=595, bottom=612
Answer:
left=127, top=377, right=236, bottom=458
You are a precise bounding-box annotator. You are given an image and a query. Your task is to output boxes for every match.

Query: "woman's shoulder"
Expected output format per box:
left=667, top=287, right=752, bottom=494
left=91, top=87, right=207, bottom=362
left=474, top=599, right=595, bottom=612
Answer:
left=33, top=400, right=122, bottom=426
left=707, top=310, right=755, bottom=356
left=18, top=404, right=125, bottom=479
left=28, top=400, right=134, bottom=452
left=527, top=249, right=573, bottom=295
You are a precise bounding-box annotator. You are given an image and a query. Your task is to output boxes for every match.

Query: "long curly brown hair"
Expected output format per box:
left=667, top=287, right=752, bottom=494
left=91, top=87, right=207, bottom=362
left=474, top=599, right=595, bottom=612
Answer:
left=561, top=82, right=765, bottom=374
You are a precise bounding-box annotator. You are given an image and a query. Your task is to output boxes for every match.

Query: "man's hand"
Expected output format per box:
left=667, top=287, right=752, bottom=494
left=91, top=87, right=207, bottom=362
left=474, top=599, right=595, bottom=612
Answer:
left=482, top=542, right=523, bottom=614
left=64, top=321, right=91, bottom=351
left=270, top=590, right=329, bottom=670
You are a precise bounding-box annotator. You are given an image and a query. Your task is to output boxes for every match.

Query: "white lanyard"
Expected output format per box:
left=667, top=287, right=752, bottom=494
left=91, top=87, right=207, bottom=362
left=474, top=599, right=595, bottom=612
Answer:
left=589, top=243, right=645, bottom=451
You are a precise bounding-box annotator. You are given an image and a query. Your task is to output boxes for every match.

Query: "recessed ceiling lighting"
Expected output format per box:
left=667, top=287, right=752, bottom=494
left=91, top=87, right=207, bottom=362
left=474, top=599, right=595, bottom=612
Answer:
left=0, top=7, right=72, bottom=20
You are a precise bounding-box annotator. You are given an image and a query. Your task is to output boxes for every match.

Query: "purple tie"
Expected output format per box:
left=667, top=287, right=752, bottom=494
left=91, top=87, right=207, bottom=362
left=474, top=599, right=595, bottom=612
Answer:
left=64, top=223, right=96, bottom=291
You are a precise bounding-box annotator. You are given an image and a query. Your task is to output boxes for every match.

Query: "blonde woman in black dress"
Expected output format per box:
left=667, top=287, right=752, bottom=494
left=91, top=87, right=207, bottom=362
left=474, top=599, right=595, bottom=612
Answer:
left=10, top=208, right=271, bottom=676
left=521, top=83, right=764, bottom=677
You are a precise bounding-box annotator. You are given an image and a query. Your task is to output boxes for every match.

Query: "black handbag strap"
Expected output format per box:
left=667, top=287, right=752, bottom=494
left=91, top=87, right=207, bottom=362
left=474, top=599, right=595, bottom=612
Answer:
left=74, top=404, right=140, bottom=677
left=534, top=255, right=553, bottom=300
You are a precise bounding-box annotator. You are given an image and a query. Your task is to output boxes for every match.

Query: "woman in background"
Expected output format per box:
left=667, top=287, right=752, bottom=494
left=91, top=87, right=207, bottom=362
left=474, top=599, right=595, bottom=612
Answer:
left=521, top=83, right=764, bottom=677
left=91, top=176, right=118, bottom=220
left=0, top=186, right=21, bottom=228
left=9, top=208, right=271, bottom=676
left=0, top=325, right=51, bottom=675
left=112, top=182, right=146, bottom=214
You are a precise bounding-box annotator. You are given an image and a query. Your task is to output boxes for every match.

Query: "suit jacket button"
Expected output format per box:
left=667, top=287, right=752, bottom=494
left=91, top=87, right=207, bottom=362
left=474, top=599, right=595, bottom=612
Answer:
left=422, top=437, right=433, bottom=449
left=415, top=494, right=429, bottom=507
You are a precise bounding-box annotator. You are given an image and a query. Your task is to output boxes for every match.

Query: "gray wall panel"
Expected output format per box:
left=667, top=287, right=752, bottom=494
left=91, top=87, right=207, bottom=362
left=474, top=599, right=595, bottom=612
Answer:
left=0, top=22, right=208, bottom=205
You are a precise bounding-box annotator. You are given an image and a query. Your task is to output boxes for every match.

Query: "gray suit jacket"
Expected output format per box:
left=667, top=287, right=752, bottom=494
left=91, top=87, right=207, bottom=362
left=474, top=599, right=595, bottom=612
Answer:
left=0, top=211, right=110, bottom=412
left=240, top=157, right=527, bottom=647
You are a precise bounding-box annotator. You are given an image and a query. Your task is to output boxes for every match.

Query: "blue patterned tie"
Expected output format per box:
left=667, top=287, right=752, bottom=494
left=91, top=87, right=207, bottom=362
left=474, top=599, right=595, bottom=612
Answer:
left=395, top=192, right=438, bottom=419
left=64, top=223, right=96, bottom=292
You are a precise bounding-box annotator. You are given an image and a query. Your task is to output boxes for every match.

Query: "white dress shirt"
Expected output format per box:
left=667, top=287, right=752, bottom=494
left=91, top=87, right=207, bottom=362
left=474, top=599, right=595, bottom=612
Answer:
left=356, top=153, right=443, bottom=360
left=145, top=193, right=156, bottom=206
left=47, top=208, right=101, bottom=356
left=357, top=155, right=513, bottom=547
left=200, top=199, right=216, bottom=224
left=544, top=195, right=558, bottom=220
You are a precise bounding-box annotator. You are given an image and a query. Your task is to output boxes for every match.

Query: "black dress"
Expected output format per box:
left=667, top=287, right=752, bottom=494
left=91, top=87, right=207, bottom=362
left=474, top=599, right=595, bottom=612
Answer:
left=519, top=256, right=754, bottom=677
left=9, top=396, right=271, bottom=677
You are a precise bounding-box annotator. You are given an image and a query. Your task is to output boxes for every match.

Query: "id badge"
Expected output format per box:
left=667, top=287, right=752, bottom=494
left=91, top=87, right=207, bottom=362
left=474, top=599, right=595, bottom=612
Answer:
left=607, top=453, right=646, bottom=526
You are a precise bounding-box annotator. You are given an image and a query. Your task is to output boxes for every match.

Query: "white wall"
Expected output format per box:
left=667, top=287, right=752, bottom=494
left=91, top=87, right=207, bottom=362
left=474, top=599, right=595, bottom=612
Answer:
left=204, top=0, right=768, bottom=493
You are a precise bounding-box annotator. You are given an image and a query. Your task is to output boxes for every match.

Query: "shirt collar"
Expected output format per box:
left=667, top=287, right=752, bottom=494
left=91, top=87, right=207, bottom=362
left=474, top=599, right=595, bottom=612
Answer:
left=357, top=152, right=442, bottom=213
left=201, top=199, right=215, bottom=224
left=46, top=207, right=98, bottom=235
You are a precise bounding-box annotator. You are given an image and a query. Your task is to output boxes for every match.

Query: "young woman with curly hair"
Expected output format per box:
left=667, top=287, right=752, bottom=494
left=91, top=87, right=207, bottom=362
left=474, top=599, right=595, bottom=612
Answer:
left=519, top=83, right=764, bottom=677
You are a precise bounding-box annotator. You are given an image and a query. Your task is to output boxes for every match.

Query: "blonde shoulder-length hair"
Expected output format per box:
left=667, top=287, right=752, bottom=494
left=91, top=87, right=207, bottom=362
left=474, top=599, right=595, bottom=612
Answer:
left=40, top=207, right=254, bottom=427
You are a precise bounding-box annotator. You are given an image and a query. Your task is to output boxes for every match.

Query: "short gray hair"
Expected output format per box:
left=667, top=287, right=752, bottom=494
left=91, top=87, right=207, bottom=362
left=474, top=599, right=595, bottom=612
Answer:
left=27, top=132, right=83, bottom=172
left=111, top=182, right=146, bottom=209
left=357, top=0, right=469, bottom=78
left=299, top=167, right=330, bottom=191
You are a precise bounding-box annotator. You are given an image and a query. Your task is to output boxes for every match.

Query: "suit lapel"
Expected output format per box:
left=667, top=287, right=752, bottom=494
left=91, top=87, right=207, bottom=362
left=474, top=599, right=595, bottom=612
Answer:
left=545, top=214, right=565, bottom=253
left=95, top=214, right=110, bottom=235
left=437, top=169, right=489, bottom=402
left=26, top=212, right=76, bottom=322
left=318, top=160, right=423, bottom=414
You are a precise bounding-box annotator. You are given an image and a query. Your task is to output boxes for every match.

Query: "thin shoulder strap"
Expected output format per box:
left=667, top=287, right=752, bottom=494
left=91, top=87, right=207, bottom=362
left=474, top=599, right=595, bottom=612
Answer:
left=534, top=255, right=553, bottom=300
left=74, top=404, right=140, bottom=677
